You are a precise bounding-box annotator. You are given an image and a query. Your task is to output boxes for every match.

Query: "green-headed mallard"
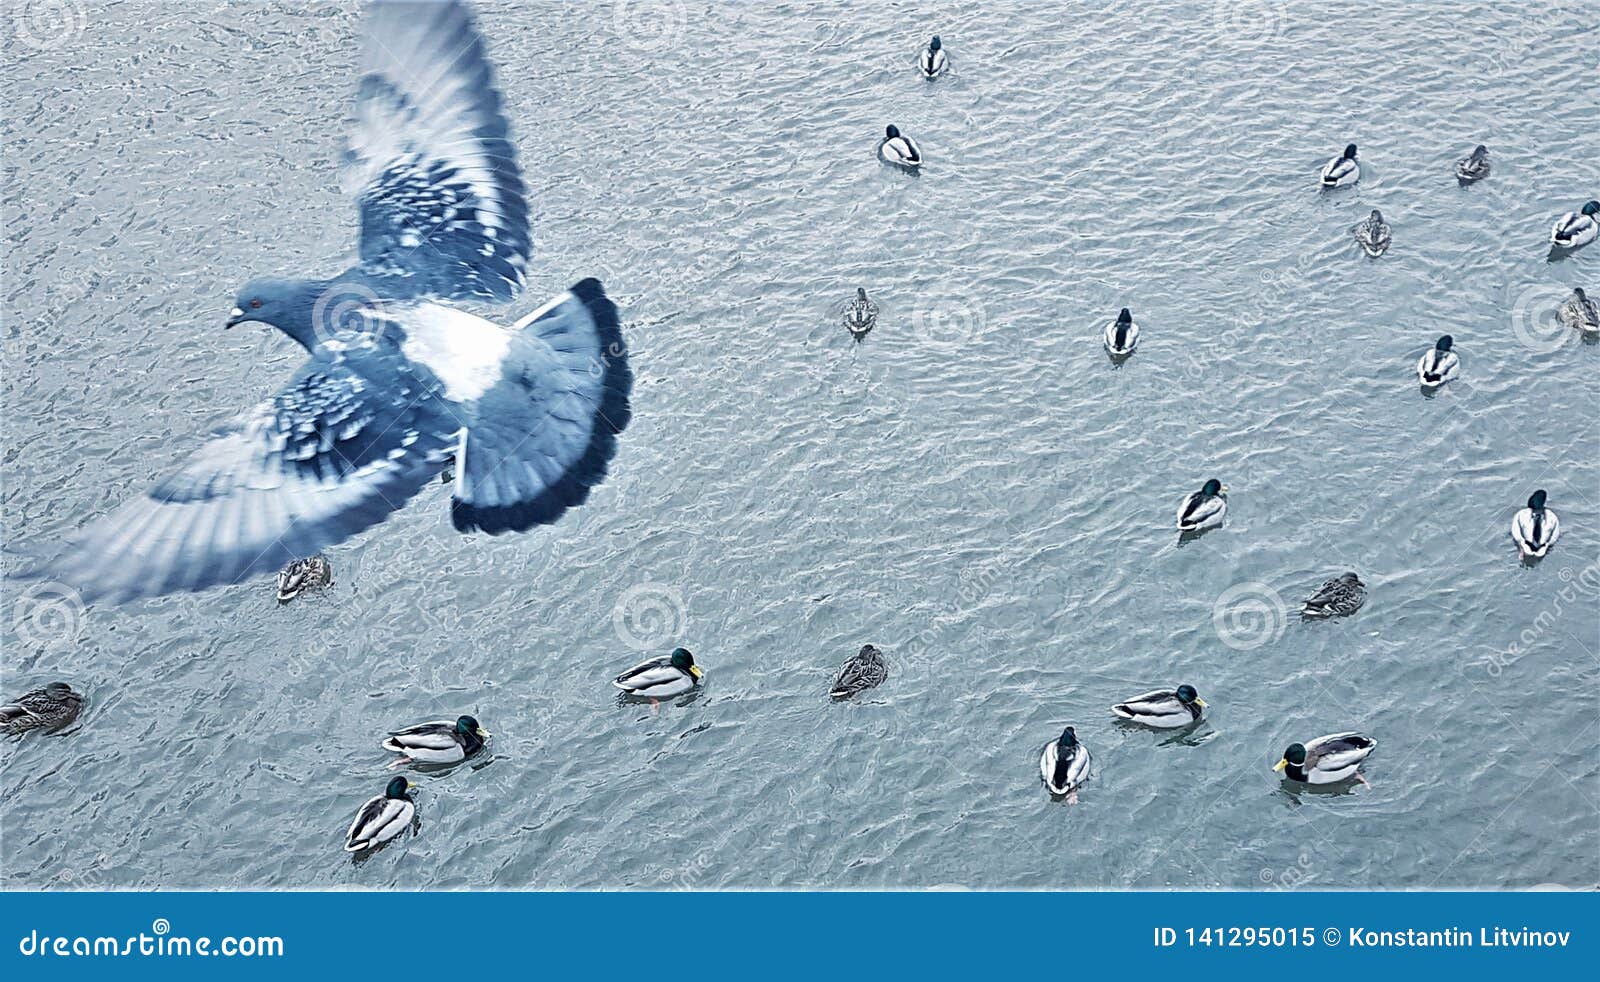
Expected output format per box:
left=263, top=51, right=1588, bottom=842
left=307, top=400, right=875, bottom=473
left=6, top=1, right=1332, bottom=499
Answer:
left=1302, top=572, right=1366, bottom=618
left=1319, top=143, right=1359, bottom=188
left=614, top=647, right=703, bottom=699
left=1103, top=307, right=1139, bottom=356
left=344, top=776, right=416, bottom=852
left=879, top=125, right=922, bottom=169
left=276, top=556, right=332, bottom=604
left=1274, top=732, right=1376, bottom=784
left=919, top=36, right=947, bottom=78
left=830, top=644, right=888, bottom=699
left=1417, top=335, right=1459, bottom=388
left=1112, top=684, right=1206, bottom=728
left=1551, top=201, right=1599, bottom=250
left=382, top=714, right=489, bottom=767
left=1511, top=489, right=1561, bottom=559
left=1177, top=478, right=1228, bottom=532
left=0, top=681, right=84, bottom=736
left=1039, top=725, right=1092, bottom=796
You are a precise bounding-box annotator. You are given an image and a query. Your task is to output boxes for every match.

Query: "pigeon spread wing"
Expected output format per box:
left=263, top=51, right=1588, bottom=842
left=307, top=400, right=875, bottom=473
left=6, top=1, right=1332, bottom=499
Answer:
left=36, top=346, right=459, bottom=602
left=343, top=0, right=532, bottom=303
left=451, top=279, right=632, bottom=534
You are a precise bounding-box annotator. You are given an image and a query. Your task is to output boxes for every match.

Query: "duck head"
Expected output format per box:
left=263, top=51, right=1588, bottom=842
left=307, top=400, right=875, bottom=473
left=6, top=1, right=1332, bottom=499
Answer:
left=1435, top=335, right=1454, bottom=352
left=929, top=36, right=942, bottom=51
left=1116, top=307, right=1132, bottom=325
left=885, top=124, right=901, bottom=140
left=456, top=715, right=490, bottom=739
left=1369, top=209, right=1384, bottom=223
left=857, top=288, right=869, bottom=302
left=1527, top=489, right=1548, bottom=511
left=1175, top=684, right=1206, bottom=708
left=670, top=647, right=703, bottom=679
left=1575, top=288, right=1588, bottom=302
left=1583, top=201, right=1600, bottom=217
left=1056, top=726, right=1079, bottom=750
left=1343, top=143, right=1358, bottom=160
left=1274, top=742, right=1308, bottom=772
left=1200, top=478, right=1226, bottom=497
left=44, top=681, right=75, bottom=697
left=384, top=775, right=415, bottom=799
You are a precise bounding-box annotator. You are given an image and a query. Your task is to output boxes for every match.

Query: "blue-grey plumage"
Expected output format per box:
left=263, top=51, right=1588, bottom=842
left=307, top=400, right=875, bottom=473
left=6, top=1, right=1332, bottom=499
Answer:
left=0, top=682, right=85, bottom=736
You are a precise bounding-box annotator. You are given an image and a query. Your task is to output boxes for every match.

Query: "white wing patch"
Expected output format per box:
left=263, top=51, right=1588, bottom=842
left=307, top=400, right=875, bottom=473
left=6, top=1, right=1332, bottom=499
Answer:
left=398, top=304, right=513, bottom=403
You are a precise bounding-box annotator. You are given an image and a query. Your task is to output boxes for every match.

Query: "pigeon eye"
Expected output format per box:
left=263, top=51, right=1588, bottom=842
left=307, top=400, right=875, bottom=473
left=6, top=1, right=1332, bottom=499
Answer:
left=249, top=299, right=262, bottom=309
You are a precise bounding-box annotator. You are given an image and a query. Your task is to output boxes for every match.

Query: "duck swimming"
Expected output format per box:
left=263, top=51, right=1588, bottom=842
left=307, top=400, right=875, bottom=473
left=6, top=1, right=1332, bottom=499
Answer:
left=1353, top=209, right=1391, bottom=257
left=1103, top=307, right=1139, bottom=356
left=1302, top=572, right=1366, bottom=618
left=276, top=555, right=332, bottom=604
left=0, top=681, right=84, bottom=736
left=1551, top=201, right=1599, bottom=250
left=1511, top=489, right=1561, bottom=559
left=614, top=647, right=703, bottom=700
left=844, top=288, right=878, bottom=339
left=1112, top=685, right=1206, bottom=729
left=382, top=714, right=489, bottom=767
left=1177, top=479, right=1228, bottom=532
left=1319, top=143, right=1359, bottom=188
left=1558, top=288, right=1598, bottom=335
left=1039, top=726, right=1091, bottom=797
left=345, top=776, right=416, bottom=852
left=1274, top=732, right=1376, bottom=785
left=1455, top=144, right=1490, bottom=184
left=919, top=36, right=947, bottom=78
left=1417, top=335, right=1460, bottom=388
left=830, top=644, right=888, bottom=699
left=879, top=125, right=922, bottom=169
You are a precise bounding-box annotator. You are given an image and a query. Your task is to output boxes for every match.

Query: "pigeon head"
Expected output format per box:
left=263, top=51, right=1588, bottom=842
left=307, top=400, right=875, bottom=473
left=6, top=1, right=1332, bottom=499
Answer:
left=227, top=276, right=333, bottom=352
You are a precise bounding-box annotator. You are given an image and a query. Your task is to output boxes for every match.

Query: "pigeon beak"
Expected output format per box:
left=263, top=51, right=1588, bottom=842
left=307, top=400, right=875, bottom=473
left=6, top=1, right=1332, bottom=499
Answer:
left=225, top=307, right=245, bottom=329
left=1273, top=759, right=1288, bottom=772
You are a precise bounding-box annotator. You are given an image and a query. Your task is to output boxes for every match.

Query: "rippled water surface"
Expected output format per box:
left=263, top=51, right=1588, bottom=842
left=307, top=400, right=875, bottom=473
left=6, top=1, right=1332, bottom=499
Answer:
left=4, top=1, right=1599, bottom=889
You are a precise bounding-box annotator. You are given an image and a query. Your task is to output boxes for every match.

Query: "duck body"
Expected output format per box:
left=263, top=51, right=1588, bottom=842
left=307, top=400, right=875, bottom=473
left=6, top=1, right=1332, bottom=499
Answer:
left=1319, top=144, right=1360, bottom=188
left=382, top=714, right=488, bottom=766
left=1274, top=732, right=1376, bottom=784
left=1511, top=490, right=1560, bottom=559
left=1354, top=209, right=1391, bottom=257
left=1417, top=335, right=1459, bottom=388
left=919, top=36, right=947, bottom=78
left=1551, top=201, right=1599, bottom=249
left=844, top=288, right=878, bottom=339
left=0, top=682, right=84, bottom=736
left=1112, top=685, right=1206, bottom=729
left=1558, top=288, right=1598, bottom=334
left=276, top=555, right=332, bottom=603
left=345, top=776, right=416, bottom=852
left=1039, top=726, right=1091, bottom=796
left=830, top=644, right=888, bottom=699
left=614, top=647, right=703, bottom=699
left=1103, top=308, right=1139, bottom=356
left=1455, top=145, right=1490, bottom=184
left=879, top=125, right=922, bottom=169
left=1302, top=572, right=1366, bottom=618
left=1177, top=479, right=1228, bottom=532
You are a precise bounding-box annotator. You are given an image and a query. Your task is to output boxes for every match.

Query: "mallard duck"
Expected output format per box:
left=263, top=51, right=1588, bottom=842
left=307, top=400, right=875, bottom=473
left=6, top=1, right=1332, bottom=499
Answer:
left=1558, top=288, right=1598, bottom=334
left=0, top=681, right=84, bottom=736
left=1103, top=307, right=1139, bottom=356
left=344, top=776, right=416, bottom=852
left=1177, top=479, right=1228, bottom=532
left=1353, top=209, right=1391, bottom=257
left=1301, top=572, right=1366, bottom=618
left=1112, top=685, right=1206, bottom=729
left=844, top=288, right=878, bottom=339
left=1417, top=335, right=1460, bottom=388
left=1551, top=201, right=1599, bottom=250
left=613, top=647, right=703, bottom=699
left=1511, top=489, right=1561, bottom=559
left=1319, top=143, right=1359, bottom=188
left=830, top=644, right=888, bottom=699
left=919, top=36, right=947, bottom=78
left=879, top=125, right=922, bottom=169
left=276, top=555, right=332, bottom=603
left=1274, top=732, right=1376, bottom=784
left=382, top=714, right=489, bottom=767
left=1455, top=144, right=1490, bottom=184
left=1039, top=726, right=1091, bottom=796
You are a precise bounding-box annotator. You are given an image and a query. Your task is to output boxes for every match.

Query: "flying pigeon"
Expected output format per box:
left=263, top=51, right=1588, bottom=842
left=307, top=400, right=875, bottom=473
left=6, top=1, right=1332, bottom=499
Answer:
left=24, top=0, right=631, bottom=603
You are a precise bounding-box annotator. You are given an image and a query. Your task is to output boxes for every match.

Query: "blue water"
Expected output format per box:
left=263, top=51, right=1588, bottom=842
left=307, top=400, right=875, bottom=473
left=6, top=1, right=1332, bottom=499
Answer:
left=2, top=1, right=1597, bottom=889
